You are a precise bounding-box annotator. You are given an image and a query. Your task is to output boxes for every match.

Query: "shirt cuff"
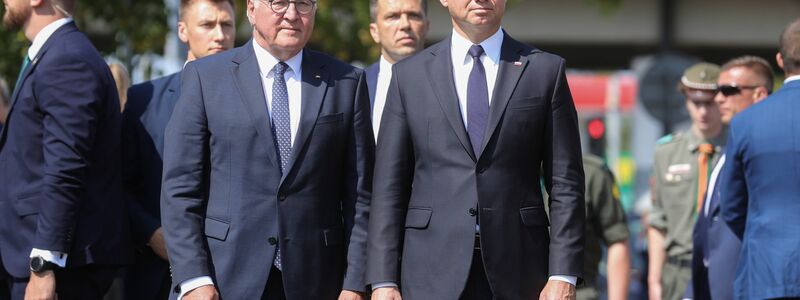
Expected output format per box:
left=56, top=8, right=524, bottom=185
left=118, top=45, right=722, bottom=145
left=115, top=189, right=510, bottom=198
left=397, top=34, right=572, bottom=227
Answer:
left=372, top=281, right=398, bottom=290
left=178, top=276, right=214, bottom=299
left=29, top=249, right=67, bottom=268
left=548, top=275, right=577, bottom=286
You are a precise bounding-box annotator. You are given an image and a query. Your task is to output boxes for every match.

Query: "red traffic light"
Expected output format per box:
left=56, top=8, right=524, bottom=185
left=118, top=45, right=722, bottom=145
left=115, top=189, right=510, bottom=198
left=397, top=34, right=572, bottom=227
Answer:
left=588, top=119, right=605, bottom=140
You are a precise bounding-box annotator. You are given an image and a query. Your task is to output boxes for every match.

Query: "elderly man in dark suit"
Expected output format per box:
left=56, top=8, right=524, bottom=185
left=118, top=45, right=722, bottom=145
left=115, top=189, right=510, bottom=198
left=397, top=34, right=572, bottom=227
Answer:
left=720, top=18, right=800, bottom=300
left=366, top=0, right=586, bottom=299
left=121, top=0, right=236, bottom=299
left=160, top=0, right=374, bottom=299
left=0, top=0, right=131, bottom=299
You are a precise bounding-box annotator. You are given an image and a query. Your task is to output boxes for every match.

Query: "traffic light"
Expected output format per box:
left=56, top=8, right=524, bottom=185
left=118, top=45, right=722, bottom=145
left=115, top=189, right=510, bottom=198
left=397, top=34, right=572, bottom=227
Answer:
left=586, top=117, right=606, bottom=157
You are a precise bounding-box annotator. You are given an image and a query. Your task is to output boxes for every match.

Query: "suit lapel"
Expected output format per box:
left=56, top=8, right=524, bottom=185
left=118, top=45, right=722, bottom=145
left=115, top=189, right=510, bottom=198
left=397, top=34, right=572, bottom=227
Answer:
left=365, top=62, right=379, bottom=114
left=427, top=39, right=477, bottom=161
left=230, top=42, right=279, bottom=169
left=0, top=55, right=39, bottom=145
left=478, top=34, right=529, bottom=159
left=281, top=50, right=329, bottom=183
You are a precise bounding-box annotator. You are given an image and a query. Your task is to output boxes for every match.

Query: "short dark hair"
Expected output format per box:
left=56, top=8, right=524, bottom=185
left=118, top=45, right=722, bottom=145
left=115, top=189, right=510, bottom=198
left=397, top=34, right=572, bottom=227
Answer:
left=180, top=0, right=236, bottom=20
left=721, top=55, right=775, bottom=92
left=779, top=18, right=800, bottom=74
left=369, top=0, right=427, bottom=22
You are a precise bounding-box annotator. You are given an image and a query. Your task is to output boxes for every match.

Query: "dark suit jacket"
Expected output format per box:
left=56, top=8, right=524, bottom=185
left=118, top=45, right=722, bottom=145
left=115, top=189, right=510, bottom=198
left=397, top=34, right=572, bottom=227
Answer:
left=365, top=62, right=379, bottom=112
left=721, top=79, right=800, bottom=299
left=0, top=22, right=131, bottom=278
left=366, top=32, right=585, bottom=299
left=121, top=72, right=182, bottom=299
left=690, top=163, right=741, bottom=300
left=160, top=41, right=374, bottom=299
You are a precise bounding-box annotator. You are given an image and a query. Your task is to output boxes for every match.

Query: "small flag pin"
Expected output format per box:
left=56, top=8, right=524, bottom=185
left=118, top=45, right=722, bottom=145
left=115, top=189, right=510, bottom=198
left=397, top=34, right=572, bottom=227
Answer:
left=514, top=61, right=523, bottom=66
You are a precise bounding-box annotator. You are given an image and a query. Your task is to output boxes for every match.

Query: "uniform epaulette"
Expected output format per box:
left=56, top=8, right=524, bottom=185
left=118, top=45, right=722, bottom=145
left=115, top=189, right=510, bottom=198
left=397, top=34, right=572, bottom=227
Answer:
left=656, top=134, right=676, bottom=145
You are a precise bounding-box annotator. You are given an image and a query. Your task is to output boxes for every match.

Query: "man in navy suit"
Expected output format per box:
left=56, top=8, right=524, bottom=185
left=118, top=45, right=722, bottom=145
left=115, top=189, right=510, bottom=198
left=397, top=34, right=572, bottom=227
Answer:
left=721, top=18, right=800, bottom=300
left=367, top=0, right=585, bottom=299
left=121, top=0, right=235, bottom=299
left=365, top=0, right=428, bottom=139
left=688, top=56, right=773, bottom=300
left=0, top=0, right=131, bottom=299
left=160, top=0, right=374, bottom=299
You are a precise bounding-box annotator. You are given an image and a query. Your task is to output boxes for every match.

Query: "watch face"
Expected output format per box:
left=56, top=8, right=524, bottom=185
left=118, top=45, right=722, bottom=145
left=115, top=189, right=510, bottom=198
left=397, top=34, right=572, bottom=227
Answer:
left=30, top=257, right=44, bottom=272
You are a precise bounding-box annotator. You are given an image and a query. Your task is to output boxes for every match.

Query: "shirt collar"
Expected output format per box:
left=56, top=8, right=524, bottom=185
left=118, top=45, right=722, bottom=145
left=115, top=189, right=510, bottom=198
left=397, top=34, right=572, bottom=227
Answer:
left=252, top=41, right=303, bottom=79
left=379, top=55, right=393, bottom=75
left=28, top=18, right=73, bottom=60
left=687, top=126, right=727, bottom=153
left=784, top=75, right=800, bottom=84
left=450, top=27, right=504, bottom=65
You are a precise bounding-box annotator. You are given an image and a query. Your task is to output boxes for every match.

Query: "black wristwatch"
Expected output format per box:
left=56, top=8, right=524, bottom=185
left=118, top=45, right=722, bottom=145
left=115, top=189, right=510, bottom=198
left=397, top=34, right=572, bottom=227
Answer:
left=29, top=256, right=59, bottom=274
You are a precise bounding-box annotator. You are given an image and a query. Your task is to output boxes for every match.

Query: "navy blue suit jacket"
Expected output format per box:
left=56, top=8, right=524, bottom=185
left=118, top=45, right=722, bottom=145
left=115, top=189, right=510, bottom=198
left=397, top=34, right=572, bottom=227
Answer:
left=0, top=22, right=131, bottom=278
left=690, top=162, right=741, bottom=300
left=720, top=80, right=800, bottom=299
left=121, top=72, right=181, bottom=299
left=160, top=42, right=374, bottom=299
left=365, top=62, right=379, bottom=112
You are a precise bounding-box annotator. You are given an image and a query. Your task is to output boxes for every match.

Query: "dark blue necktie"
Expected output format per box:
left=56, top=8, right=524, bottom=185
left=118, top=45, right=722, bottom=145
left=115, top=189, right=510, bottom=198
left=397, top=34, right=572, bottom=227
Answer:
left=467, top=45, right=489, bottom=154
left=12, top=56, right=31, bottom=96
left=270, top=61, right=291, bottom=270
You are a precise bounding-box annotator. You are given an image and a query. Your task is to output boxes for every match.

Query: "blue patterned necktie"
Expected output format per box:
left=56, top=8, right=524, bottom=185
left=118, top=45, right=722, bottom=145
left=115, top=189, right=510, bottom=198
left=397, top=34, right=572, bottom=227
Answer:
left=467, top=45, right=489, bottom=154
left=271, top=61, right=291, bottom=270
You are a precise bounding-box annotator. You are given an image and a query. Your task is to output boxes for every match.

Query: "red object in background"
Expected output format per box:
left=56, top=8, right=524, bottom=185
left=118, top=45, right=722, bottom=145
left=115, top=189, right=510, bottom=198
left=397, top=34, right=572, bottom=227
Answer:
left=588, top=118, right=605, bottom=139
left=566, top=73, right=637, bottom=112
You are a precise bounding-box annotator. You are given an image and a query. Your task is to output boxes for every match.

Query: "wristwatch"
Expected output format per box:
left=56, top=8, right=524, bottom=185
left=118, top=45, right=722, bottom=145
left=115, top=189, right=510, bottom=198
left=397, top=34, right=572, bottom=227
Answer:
left=29, top=256, right=59, bottom=274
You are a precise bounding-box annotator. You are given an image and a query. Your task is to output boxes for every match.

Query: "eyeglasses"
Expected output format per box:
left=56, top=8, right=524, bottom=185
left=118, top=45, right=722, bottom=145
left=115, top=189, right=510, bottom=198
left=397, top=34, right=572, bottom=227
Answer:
left=717, top=84, right=759, bottom=97
left=263, top=0, right=317, bottom=15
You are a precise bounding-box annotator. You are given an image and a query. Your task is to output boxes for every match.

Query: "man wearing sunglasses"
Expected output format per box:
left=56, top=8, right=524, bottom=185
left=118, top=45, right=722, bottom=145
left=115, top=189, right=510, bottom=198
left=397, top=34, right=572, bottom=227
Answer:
left=648, top=63, right=726, bottom=300
left=720, top=18, right=800, bottom=300
left=688, top=56, right=773, bottom=300
left=160, top=0, right=373, bottom=299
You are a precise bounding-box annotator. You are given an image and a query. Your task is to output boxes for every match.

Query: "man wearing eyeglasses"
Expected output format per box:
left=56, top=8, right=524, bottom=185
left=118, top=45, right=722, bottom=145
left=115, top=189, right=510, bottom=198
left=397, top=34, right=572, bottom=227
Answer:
left=160, top=0, right=373, bottom=299
left=687, top=56, right=773, bottom=300
left=719, top=18, right=800, bottom=300
left=648, top=63, right=726, bottom=300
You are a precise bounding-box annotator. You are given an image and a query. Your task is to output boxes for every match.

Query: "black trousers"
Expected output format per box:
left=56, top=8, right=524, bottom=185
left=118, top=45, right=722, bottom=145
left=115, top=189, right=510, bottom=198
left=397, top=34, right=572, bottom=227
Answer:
left=459, top=248, right=493, bottom=300
left=7, top=265, right=119, bottom=300
left=261, top=266, right=286, bottom=300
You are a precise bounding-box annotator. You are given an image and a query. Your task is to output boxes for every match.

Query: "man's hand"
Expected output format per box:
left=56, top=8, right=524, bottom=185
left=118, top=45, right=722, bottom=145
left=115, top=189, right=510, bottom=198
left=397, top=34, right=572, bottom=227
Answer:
left=182, top=285, right=218, bottom=300
left=148, top=227, right=169, bottom=261
left=647, top=279, right=662, bottom=300
left=338, top=290, right=365, bottom=300
left=539, top=280, right=576, bottom=300
left=25, top=270, right=56, bottom=300
left=371, top=287, right=402, bottom=300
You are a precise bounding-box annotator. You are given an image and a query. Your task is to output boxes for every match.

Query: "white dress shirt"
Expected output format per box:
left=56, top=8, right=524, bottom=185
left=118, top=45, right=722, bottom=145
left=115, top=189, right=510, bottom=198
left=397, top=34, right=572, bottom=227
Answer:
left=373, top=56, right=393, bottom=141
left=704, top=155, right=726, bottom=217
left=785, top=74, right=800, bottom=84
left=27, top=17, right=74, bottom=269
left=178, top=43, right=305, bottom=299
left=450, top=28, right=503, bottom=128
left=375, top=28, right=576, bottom=290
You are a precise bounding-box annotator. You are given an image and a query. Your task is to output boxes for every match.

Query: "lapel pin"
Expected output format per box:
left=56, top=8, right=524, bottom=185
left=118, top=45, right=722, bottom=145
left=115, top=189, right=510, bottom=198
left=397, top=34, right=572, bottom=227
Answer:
left=315, top=74, right=321, bottom=79
left=513, top=61, right=523, bottom=66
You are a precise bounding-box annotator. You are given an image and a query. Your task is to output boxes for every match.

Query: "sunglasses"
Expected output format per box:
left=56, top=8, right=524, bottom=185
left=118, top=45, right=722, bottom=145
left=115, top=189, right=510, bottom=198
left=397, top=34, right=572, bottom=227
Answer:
left=717, top=84, right=760, bottom=96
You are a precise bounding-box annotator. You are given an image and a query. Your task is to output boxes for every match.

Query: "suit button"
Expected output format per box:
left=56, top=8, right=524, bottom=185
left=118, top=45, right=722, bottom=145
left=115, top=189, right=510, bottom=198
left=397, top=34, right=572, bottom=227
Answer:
left=469, top=208, right=477, bottom=216
left=268, top=237, right=278, bottom=245
left=278, top=195, right=287, bottom=201
left=477, top=166, right=487, bottom=174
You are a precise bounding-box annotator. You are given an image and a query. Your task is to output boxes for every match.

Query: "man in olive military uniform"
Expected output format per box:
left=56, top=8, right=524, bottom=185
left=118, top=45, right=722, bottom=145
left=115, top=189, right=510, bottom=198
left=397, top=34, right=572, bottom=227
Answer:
left=647, top=63, right=726, bottom=300
left=578, top=154, right=631, bottom=300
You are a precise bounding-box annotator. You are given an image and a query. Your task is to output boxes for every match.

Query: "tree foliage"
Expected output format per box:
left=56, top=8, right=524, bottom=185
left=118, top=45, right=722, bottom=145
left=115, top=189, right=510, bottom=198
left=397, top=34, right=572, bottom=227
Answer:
left=0, top=0, right=168, bottom=88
